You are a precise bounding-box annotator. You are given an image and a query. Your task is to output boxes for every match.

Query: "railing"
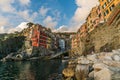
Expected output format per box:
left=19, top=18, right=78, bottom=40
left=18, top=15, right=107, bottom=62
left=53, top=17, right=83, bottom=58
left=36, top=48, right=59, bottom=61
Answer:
left=49, top=49, right=69, bottom=59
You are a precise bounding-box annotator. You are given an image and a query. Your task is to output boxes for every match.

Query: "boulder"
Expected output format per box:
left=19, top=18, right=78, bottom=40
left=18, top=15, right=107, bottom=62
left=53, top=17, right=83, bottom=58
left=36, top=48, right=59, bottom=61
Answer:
left=112, top=72, right=120, bottom=80
left=5, top=53, right=14, bottom=58
left=62, top=68, right=74, bottom=78
left=93, top=63, right=108, bottom=71
left=93, top=63, right=112, bottom=80
left=117, top=49, right=120, bottom=53
left=77, top=57, right=90, bottom=64
left=16, top=54, right=23, bottom=59
left=75, top=64, right=89, bottom=78
left=88, top=71, right=94, bottom=78
left=103, top=61, right=120, bottom=67
left=109, top=66, right=120, bottom=80
left=112, top=54, right=120, bottom=61
left=87, top=54, right=97, bottom=62
left=94, top=68, right=112, bottom=80
left=112, top=50, right=120, bottom=54
left=80, top=59, right=90, bottom=64
left=104, top=56, right=113, bottom=61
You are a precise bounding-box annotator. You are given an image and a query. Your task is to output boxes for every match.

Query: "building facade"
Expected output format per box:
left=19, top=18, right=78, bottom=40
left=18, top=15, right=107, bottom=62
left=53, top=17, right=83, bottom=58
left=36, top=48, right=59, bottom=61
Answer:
left=71, top=34, right=78, bottom=49
left=31, top=24, right=47, bottom=48
left=86, top=6, right=99, bottom=32
left=99, top=0, right=120, bottom=21
left=79, top=23, right=88, bottom=38
left=31, top=24, right=57, bottom=50
left=86, top=5, right=105, bottom=32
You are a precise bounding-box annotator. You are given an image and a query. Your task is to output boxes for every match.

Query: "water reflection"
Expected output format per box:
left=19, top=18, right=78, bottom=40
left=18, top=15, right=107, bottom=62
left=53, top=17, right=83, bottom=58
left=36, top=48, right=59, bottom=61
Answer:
left=0, top=60, right=67, bottom=80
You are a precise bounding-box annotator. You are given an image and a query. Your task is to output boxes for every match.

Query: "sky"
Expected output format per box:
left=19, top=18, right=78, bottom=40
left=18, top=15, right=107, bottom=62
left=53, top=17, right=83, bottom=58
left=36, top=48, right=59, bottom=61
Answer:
left=0, top=0, right=99, bottom=33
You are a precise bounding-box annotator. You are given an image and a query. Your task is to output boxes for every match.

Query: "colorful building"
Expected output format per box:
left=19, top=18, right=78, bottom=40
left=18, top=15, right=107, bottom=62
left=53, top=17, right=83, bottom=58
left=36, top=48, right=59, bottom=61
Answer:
left=99, top=0, right=120, bottom=21
left=79, top=23, right=88, bottom=37
left=46, top=28, right=52, bottom=49
left=86, top=6, right=99, bottom=32
left=30, top=24, right=57, bottom=51
left=97, top=5, right=104, bottom=24
left=71, top=34, right=78, bottom=49
left=86, top=5, right=104, bottom=32
left=31, top=24, right=47, bottom=48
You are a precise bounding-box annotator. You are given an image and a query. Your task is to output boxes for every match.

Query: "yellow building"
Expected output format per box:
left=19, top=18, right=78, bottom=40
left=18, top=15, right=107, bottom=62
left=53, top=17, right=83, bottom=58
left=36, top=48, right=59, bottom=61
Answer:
left=79, top=23, right=88, bottom=37
left=71, top=35, right=78, bottom=49
left=46, top=29, right=53, bottom=49
left=86, top=6, right=99, bottom=32
left=99, top=0, right=120, bottom=21
left=47, top=37, right=51, bottom=49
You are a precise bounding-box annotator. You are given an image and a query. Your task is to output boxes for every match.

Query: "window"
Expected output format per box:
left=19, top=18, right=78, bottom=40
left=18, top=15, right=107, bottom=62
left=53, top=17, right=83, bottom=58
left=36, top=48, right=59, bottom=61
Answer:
left=99, top=13, right=101, bottom=18
left=90, top=20, right=92, bottom=23
left=107, top=0, right=111, bottom=3
left=106, top=10, right=109, bottom=14
left=103, top=10, right=109, bottom=16
left=109, top=4, right=115, bottom=11
left=102, top=2, right=107, bottom=9
left=104, top=12, right=106, bottom=16
left=88, top=23, right=89, bottom=26
left=109, top=7, right=112, bottom=11
left=112, top=4, right=115, bottom=7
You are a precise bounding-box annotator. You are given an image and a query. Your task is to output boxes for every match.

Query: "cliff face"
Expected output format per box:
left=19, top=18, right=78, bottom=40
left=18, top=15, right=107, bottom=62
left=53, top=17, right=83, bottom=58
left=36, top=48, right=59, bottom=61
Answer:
left=73, top=8, right=120, bottom=56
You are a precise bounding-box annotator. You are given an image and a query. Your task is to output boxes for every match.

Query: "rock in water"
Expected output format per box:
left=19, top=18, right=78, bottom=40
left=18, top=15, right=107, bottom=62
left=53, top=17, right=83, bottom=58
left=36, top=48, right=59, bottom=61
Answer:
left=62, top=68, right=74, bottom=78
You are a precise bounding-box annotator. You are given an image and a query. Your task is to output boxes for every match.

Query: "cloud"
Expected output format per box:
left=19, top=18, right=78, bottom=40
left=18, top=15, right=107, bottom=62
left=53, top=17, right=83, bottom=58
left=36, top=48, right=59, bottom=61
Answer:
left=0, top=0, right=15, bottom=12
left=39, top=6, right=49, bottom=17
left=19, top=0, right=30, bottom=6
left=53, top=25, right=69, bottom=32
left=74, top=0, right=99, bottom=21
left=68, top=0, right=99, bottom=32
left=18, top=10, right=30, bottom=20
left=0, top=26, right=6, bottom=33
left=75, top=0, right=99, bottom=7
left=43, top=16, right=57, bottom=30
left=52, top=10, right=61, bottom=21
left=8, top=22, right=28, bottom=33
left=72, top=8, right=88, bottom=24
left=18, top=10, right=38, bottom=22
left=0, top=16, right=8, bottom=26
left=54, top=0, right=99, bottom=32
left=16, top=22, right=28, bottom=30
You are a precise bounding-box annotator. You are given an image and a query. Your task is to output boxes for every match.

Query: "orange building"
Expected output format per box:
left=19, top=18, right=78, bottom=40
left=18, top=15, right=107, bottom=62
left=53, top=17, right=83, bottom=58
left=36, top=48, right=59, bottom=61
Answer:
left=97, top=5, right=104, bottom=24
left=79, top=23, right=88, bottom=37
left=31, top=24, right=47, bottom=48
left=86, top=6, right=104, bottom=32
left=86, top=6, right=99, bottom=32
left=99, top=0, right=120, bottom=21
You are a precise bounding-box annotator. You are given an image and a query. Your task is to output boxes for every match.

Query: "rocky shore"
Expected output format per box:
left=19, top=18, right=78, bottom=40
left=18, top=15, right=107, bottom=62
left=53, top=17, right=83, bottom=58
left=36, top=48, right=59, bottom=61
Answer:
left=62, top=49, right=120, bottom=80
left=0, top=39, right=54, bottom=61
